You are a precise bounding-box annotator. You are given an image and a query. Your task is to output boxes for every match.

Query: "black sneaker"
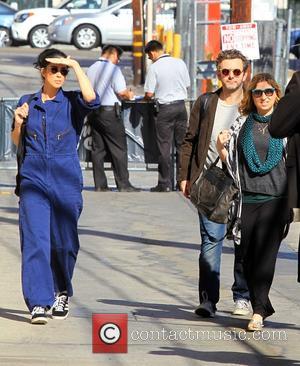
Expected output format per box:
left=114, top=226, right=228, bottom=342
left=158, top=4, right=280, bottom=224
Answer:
left=52, top=292, right=69, bottom=320
left=150, top=185, right=171, bottom=192
left=95, top=187, right=112, bottom=192
left=118, top=185, right=140, bottom=192
left=31, top=306, right=48, bottom=325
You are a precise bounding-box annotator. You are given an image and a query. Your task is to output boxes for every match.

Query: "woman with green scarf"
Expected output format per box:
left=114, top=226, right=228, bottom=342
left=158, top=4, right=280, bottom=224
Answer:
left=216, top=73, right=290, bottom=331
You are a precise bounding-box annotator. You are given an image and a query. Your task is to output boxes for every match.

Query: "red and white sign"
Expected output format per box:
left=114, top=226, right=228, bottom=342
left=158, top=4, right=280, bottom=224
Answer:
left=221, top=23, right=260, bottom=60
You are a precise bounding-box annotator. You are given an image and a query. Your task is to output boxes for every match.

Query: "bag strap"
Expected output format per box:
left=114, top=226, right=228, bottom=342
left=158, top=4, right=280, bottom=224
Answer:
left=199, top=213, right=236, bottom=243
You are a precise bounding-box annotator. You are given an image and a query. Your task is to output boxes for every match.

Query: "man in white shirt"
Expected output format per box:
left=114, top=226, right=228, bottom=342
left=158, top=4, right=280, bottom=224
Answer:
left=144, top=40, right=190, bottom=192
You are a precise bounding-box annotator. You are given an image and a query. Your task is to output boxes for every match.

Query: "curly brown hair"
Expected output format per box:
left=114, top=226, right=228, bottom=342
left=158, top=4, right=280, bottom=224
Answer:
left=239, top=73, right=282, bottom=115
left=215, top=49, right=249, bottom=71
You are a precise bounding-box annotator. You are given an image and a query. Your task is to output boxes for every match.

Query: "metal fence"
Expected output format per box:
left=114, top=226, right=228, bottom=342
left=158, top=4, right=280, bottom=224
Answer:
left=0, top=98, right=17, bottom=161
left=0, top=98, right=193, bottom=164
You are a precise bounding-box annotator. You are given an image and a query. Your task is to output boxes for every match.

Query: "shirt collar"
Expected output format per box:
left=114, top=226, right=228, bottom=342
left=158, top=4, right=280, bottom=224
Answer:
left=37, top=88, right=64, bottom=103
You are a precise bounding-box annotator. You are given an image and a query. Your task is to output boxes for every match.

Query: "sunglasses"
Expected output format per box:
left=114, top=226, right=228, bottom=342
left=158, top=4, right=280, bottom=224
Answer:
left=219, top=68, right=243, bottom=77
left=48, top=66, right=69, bottom=77
left=252, top=88, right=275, bottom=98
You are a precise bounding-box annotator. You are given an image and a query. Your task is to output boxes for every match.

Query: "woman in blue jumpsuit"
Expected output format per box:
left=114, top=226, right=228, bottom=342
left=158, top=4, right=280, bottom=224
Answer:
left=12, top=49, right=100, bottom=324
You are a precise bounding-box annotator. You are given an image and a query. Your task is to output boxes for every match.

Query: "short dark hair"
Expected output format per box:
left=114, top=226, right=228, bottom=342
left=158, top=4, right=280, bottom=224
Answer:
left=216, top=49, right=249, bottom=71
left=33, top=48, right=67, bottom=69
left=144, top=40, right=163, bottom=54
left=102, top=45, right=123, bottom=58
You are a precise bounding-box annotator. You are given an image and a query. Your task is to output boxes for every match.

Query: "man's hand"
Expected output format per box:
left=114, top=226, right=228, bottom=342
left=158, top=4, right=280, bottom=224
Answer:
left=216, top=129, right=231, bottom=161
left=180, top=180, right=190, bottom=198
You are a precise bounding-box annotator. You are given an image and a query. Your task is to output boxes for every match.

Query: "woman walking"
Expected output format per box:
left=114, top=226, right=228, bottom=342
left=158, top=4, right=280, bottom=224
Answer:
left=12, top=48, right=100, bottom=324
left=217, top=73, right=290, bottom=331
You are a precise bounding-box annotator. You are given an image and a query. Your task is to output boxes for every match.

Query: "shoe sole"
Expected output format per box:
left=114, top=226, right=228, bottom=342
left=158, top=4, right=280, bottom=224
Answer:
left=232, top=309, right=250, bottom=316
left=52, top=313, right=69, bottom=320
left=31, top=317, right=48, bottom=325
left=195, top=308, right=215, bottom=318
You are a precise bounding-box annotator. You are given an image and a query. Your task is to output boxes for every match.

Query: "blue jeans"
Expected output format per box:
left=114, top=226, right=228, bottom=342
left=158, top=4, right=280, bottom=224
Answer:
left=198, top=213, right=249, bottom=306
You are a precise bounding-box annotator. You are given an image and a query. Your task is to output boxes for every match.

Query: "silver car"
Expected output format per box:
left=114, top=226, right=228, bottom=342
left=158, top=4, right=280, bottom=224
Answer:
left=48, top=0, right=132, bottom=50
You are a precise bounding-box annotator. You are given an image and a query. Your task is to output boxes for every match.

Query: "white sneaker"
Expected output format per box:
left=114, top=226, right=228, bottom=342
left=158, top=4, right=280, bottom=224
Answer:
left=232, top=299, right=251, bottom=316
left=195, top=301, right=216, bottom=318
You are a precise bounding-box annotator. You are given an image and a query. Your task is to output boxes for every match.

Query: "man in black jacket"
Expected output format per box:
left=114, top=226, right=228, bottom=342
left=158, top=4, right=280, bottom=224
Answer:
left=269, top=71, right=300, bottom=281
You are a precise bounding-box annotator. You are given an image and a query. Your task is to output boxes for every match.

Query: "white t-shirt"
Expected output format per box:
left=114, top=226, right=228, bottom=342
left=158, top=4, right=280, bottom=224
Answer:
left=144, top=54, right=190, bottom=104
left=205, top=99, right=239, bottom=169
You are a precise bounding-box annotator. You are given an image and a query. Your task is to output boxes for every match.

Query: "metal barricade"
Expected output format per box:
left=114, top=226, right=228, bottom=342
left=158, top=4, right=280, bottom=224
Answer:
left=0, top=98, right=18, bottom=161
left=0, top=98, right=195, bottom=189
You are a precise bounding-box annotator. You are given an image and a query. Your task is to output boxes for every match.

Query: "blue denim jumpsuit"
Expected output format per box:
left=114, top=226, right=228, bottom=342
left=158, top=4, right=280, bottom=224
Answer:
left=17, top=89, right=100, bottom=311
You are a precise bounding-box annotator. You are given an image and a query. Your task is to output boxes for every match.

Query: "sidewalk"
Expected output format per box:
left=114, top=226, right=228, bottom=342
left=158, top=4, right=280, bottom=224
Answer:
left=0, top=167, right=300, bottom=366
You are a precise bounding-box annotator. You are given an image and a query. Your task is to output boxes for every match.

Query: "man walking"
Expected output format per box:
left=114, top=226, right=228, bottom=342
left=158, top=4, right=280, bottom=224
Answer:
left=269, top=71, right=300, bottom=282
left=180, top=49, right=250, bottom=317
left=87, top=45, right=139, bottom=192
left=144, top=40, right=190, bottom=192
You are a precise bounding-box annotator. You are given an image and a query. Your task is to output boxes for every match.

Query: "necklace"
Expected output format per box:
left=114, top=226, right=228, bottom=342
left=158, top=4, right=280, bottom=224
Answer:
left=257, top=123, right=269, bottom=134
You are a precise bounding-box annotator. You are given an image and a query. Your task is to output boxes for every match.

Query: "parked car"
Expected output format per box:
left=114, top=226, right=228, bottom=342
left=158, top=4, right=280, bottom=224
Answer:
left=49, top=0, right=132, bottom=50
left=0, top=0, right=16, bottom=46
left=11, top=0, right=121, bottom=48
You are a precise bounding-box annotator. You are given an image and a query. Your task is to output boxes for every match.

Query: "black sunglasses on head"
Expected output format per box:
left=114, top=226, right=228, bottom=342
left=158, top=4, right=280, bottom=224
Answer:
left=219, top=68, right=243, bottom=77
left=48, top=65, right=69, bottom=76
left=252, top=88, right=275, bottom=98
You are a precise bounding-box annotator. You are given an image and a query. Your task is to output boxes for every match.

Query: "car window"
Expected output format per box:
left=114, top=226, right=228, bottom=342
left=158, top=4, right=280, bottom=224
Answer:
left=120, top=3, right=132, bottom=10
left=0, top=3, right=15, bottom=15
left=65, top=0, right=102, bottom=10
left=108, top=0, right=121, bottom=5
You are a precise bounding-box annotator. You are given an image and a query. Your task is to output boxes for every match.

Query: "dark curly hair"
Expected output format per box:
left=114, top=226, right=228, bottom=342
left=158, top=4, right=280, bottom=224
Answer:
left=216, top=49, right=249, bottom=71
left=33, top=48, right=67, bottom=69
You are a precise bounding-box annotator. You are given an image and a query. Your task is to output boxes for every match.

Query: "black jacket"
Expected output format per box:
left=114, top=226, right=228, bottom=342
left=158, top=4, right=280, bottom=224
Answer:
left=269, top=71, right=300, bottom=282
left=269, top=71, right=300, bottom=209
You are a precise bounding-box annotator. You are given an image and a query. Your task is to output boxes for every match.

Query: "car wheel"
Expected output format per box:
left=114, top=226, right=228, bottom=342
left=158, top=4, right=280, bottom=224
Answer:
left=29, top=26, right=51, bottom=48
left=0, top=27, right=12, bottom=47
left=73, top=25, right=100, bottom=50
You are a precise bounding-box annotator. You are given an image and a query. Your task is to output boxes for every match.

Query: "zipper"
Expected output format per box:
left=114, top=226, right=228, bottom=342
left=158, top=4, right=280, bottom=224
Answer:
left=27, top=130, right=37, bottom=140
left=57, top=128, right=71, bottom=141
left=42, top=115, right=47, bottom=143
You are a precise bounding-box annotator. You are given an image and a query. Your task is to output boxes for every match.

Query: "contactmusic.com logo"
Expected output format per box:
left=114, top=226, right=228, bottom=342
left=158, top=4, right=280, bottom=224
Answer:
left=92, top=314, right=128, bottom=353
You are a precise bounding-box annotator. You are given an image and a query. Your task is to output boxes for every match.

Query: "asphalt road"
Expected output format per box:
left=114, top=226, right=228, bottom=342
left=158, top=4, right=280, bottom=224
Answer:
left=0, top=45, right=134, bottom=98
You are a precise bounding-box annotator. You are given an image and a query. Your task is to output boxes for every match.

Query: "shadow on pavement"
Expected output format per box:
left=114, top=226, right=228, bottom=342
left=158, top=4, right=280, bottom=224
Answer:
left=0, top=307, right=29, bottom=323
left=149, top=348, right=299, bottom=366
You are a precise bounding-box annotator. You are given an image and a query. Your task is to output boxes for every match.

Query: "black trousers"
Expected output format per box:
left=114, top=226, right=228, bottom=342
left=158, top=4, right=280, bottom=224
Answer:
left=155, top=102, right=188, bottom=188
left=240, top=198, right=289, bottom=318
left=89, top=108, right=130, bottom=189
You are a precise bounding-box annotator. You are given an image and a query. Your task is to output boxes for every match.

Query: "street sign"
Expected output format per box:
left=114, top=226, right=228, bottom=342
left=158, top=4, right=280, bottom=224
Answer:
left=196, top=60, right=217, bottom=79
left=252, top=0, right=276, bottom=21
left=221, top=22, right=260, bottom=60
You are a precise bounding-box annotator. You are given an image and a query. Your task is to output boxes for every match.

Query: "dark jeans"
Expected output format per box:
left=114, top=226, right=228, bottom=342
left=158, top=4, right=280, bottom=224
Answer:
left=198, top=213, right=249, bottom=306
left=89, top=109, right=130, bottom=189
left=241, top=198, right=289, bottom=318
left=155, top=102, right=187, bottom=188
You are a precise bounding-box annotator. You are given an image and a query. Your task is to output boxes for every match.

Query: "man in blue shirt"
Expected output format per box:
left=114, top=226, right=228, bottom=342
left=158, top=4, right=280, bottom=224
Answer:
left=87, top=45, right=139, bottom=192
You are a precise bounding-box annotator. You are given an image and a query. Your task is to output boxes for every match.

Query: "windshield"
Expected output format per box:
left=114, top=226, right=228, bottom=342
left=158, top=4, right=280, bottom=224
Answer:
left=58, top=0, right=103, bottom=10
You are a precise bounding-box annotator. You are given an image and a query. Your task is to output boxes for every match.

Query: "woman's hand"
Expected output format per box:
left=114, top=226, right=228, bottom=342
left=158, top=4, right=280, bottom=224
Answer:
left=45, top=56, right=79, bottom=69
left=180, top=180, right=190, bottom=198
left=216, top=129, right=231, bottom=161
left=46, top=56, right=96, bottom=103
left=14, top=102, right=29, bottom=128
